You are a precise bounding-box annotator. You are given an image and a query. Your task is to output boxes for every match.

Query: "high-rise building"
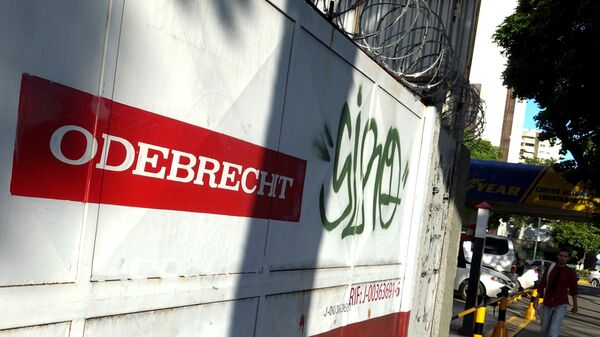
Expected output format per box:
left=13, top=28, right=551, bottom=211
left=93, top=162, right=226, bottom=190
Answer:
left=519, top=129, right=564, bottom=162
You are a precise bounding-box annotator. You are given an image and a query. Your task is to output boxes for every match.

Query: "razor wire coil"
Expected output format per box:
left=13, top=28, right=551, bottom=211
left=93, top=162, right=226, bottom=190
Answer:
left=307, top=0, right=485, bottom=137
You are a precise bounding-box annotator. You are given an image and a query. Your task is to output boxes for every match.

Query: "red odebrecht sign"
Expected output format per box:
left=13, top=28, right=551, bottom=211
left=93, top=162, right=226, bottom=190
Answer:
left=11, top=74, right=306, bottom=222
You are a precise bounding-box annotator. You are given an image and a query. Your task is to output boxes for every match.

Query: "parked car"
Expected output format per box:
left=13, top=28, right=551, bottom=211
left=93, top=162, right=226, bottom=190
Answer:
left=454, top=264, right=518, bottom=301
left=463, top=235, right=519, bottom=276
left=528, top=259, right=553, bottom=274
left=589, top=270, right=600, bottom=287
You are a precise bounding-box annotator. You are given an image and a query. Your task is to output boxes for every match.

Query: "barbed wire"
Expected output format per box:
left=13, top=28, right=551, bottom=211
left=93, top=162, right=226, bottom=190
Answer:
left=308, top=0, right=458, bottom=99
left=307, top=0, right=485, bottom=137
left=443, top=82, right=486, bottom=140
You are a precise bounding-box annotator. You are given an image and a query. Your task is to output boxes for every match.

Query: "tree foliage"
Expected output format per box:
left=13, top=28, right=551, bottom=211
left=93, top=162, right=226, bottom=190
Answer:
left=522, top=156, right=556, bottom=166
left=463, top=131, right=503, bottom=160
left=508, top=215, right=536, bottom=229
left=494, top=0, right=600, bottom=192
left=501, top=215, right=535, bottom=239
left=550, top=221, right=600, bottom=259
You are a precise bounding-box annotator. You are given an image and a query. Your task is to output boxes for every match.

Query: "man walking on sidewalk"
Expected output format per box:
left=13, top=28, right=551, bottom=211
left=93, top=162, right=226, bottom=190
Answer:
left=534, top=247, right=578, bottom=337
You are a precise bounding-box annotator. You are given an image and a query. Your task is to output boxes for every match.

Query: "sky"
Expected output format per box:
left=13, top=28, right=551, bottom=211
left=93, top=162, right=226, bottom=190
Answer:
left=524, top=100, right=541, bottom=130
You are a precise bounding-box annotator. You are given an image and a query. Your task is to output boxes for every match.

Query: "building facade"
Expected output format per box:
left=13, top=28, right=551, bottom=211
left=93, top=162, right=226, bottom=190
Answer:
left=519, top=129, right=563, bottom=162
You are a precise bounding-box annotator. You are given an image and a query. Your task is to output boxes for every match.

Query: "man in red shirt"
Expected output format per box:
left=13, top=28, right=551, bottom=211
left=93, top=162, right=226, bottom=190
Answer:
left=534, top=248, right=579, bottom=337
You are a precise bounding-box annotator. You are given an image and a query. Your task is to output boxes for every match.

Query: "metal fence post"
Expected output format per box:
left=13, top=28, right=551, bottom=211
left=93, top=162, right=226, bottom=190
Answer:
left=473, top=306, right=486, bottom=337
left=492, top=287, right=509, bottom=337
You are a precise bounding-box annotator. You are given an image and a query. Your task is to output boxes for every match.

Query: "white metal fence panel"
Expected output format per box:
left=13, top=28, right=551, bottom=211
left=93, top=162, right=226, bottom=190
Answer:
left=91, top=0, right=295, bottom=280
left=266, top=27, right=423, bottom=271
left=0, top=1, right=459, bottom=337
left=0, top=0, right=109, bottom=287
left=83, top=298, right=258, bottom=337
left=0, top=323, right=70, bottom=337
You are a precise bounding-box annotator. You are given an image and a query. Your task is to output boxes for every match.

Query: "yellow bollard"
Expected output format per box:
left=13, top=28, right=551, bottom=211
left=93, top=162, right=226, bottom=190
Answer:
left=473, top=306, right=486, bottom=337
left=524, top=289, right=538, bottom=320
left=492, top=295, right=509, bottom=337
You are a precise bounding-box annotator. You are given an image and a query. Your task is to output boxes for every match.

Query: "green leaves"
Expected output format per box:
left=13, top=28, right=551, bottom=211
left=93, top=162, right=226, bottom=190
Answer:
left=463, top=131, right=503, bottom=160
left=550, top=221, right=600, bottom=258
left=493, top=0, right=600, bottom=194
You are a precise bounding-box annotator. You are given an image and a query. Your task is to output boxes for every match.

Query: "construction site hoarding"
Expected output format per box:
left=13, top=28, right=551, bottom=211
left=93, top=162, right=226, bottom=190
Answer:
left=0, top=1, right=464, bottom=336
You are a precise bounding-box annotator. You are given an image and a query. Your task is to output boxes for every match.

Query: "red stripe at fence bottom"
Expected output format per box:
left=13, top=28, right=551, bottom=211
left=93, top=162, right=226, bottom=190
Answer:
left=311, top=311, right=410, bottom=337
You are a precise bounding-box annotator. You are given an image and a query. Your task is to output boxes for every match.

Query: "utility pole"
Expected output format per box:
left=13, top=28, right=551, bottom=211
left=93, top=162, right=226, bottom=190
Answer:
left=533, top=218, right=541, bottom=260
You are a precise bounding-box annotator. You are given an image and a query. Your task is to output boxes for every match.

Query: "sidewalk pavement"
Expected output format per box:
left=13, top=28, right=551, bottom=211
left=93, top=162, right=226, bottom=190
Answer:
left=449, top=284, right=600, bottom=337
left=515, top=285, right=600, bottom=337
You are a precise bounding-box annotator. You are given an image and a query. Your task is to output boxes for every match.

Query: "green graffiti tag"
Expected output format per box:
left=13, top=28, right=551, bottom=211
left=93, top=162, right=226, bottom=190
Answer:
left=318, top=87, right=410, bottom=239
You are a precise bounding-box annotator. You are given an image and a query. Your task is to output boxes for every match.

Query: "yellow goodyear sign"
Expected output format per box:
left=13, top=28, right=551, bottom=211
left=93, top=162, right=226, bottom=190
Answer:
left=466, top=160, right=600, bottom=214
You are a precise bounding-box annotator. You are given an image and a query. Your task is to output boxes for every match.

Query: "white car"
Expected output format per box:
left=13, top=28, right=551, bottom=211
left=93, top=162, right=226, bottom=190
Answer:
left=463, top=236, right=518, bottom=274
left=589, top=270, right=600, bottom=287
left=454, top=264, right=518, bottom=300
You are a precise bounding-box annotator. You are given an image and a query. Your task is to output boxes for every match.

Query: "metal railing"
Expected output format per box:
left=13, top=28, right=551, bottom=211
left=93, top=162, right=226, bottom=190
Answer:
left=452, top=288, right=539, bottom=337
left=452, top=288, right=534, bottom=321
